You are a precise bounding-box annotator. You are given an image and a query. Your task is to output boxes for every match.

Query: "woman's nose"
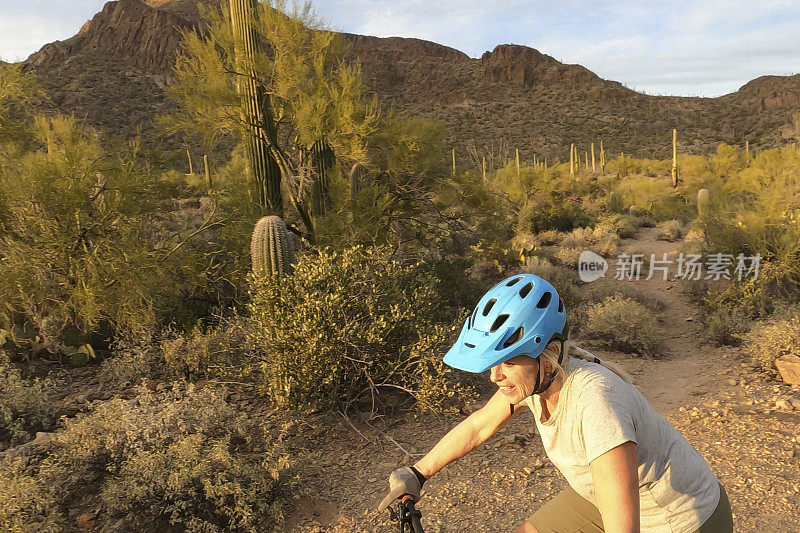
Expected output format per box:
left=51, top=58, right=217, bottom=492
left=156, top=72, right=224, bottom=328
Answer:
left=489, top=365, right=504, bottom=383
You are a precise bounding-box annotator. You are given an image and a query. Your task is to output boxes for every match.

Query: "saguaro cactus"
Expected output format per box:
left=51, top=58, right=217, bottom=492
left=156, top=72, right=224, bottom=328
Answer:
left=251, top=215, right=295, bottom=277
left=515, top=148, right=520, bottom=179
left=591, top=142, right=596, bottom=172
left=204, top=154, right=211, bottom=191
left=349, top=162, right=368, bottom=201
left=609, top=191, right=624, bottom=213
left=600, top=140, right=606, bottom=172
left=310, top=139, right=335, bottom=217
left=570, top=142, right=575, bottom=179
left=697, top=189, right=711, bottom=218
left=745, top=140, right=750, bottom=160
left=229, top=0, right=283, bottom=216
left=671, top=128, right=679, bottom=188
left=451, top=148, right=456, bottom=176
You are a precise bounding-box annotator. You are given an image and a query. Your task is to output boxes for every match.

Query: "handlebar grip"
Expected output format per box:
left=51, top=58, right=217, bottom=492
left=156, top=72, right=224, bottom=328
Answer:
left=399, top=495, right=424, bottom=532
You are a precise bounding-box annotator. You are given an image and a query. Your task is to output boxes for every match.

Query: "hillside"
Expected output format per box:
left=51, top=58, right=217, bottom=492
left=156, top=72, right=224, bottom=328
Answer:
left=22, top=0, right=800, bottom=163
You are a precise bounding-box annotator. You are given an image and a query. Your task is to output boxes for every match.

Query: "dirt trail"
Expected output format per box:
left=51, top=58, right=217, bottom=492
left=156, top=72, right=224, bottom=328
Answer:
left=288, top=227, right=800, bottom=532
left=599, top=226, right=736, bottom=415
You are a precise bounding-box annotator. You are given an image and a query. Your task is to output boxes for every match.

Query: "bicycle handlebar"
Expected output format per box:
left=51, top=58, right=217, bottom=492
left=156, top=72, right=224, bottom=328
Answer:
left=388, top=494, right=424, bottom=532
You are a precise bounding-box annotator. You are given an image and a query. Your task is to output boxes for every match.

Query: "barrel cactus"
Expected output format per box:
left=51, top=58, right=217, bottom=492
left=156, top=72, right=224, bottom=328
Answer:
left=697, top=189, right=711, bottom=218
left=251, top=215, right=295, bottom=277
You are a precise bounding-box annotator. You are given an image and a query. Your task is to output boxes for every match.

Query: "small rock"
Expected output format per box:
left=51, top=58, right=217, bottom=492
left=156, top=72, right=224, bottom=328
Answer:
left=32, top=432, right=54, bottom=446
left=775, top=355, right=800, bottom=385
left=776, top=399, right=794, bottom=411
left=727, top=378, right=737, bottom=386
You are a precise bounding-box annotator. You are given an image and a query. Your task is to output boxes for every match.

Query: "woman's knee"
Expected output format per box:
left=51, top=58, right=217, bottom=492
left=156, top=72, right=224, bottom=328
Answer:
left=511, top=520, right=539, bottom=533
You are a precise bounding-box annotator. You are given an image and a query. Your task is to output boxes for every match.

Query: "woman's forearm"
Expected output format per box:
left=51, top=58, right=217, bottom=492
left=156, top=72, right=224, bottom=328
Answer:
left=413, top=415, right=483, bottom=478
left=413, top=389, right=516, bottom=478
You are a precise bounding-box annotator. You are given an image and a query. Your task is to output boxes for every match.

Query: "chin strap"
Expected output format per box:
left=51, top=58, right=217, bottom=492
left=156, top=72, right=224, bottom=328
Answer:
left=531, top=362, right=557, bottom=395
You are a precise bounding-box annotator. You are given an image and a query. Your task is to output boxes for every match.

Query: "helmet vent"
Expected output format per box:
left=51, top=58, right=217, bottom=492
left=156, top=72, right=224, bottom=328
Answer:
left=489, top=314, right=509, bottom=333
left=534, top=336, right=542, bottom=343
left=506, top=277, right=522, bottom=287
left=482, top=298, right=497, bottom=316
left=558, top=297, right=564, bottom=313
left=464, top=342, right=476, bottom=348
left=519, top=282, right=534, bottom=299
left=470, top=306, right=478, bottom=328
left=503, top=327, right=524, bottom=348
left=535, top=291, right=552, bottom=308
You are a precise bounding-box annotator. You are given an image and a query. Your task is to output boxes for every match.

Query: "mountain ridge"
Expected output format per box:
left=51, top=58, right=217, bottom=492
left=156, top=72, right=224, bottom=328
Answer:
left=21, top=0, right=800, bottom=162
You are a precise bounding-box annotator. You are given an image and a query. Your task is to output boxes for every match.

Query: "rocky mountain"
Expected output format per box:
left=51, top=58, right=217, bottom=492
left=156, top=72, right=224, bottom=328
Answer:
left=22, top=0, right=800, bottom=165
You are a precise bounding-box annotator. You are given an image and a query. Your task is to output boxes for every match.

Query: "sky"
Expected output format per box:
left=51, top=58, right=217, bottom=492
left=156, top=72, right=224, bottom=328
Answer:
left=1, top=0, right=798, bottom=97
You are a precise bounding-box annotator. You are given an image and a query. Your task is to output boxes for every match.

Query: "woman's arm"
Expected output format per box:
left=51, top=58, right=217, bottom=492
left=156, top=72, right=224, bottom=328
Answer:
left=413, top=389, right=518, bottom=478
left=589, top=440, right=640, bottom=533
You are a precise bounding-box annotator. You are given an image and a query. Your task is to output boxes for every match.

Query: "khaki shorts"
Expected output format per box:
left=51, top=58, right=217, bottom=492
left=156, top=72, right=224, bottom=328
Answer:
left=527, top=482, right=733, bottom=533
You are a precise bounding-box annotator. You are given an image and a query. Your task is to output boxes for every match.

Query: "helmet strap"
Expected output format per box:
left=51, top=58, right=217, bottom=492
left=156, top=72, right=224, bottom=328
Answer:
left=531, top=360, right=557, bottom=395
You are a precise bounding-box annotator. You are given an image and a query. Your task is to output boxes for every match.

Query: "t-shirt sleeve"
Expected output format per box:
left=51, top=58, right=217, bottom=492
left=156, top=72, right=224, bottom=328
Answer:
left=578, top=380, right=638, bottom=464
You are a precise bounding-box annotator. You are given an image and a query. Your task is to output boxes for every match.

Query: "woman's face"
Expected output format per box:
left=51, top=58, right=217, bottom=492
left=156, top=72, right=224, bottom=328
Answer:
left=488, top=342, right=560, bottom=403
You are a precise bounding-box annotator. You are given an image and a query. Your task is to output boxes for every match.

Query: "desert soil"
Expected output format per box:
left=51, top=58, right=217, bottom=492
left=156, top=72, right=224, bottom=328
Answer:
left=286, top=227, right=800, bottom=532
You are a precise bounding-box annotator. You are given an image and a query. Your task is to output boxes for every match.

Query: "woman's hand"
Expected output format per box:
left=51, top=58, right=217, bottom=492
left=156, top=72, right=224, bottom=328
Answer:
left=378, top=466, right=424, bottom=510
left=590, top=441, right=640, bottom=533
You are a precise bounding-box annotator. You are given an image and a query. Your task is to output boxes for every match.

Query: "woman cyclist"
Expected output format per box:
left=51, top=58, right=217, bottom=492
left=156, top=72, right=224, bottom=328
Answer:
left=379, top=273, right=733, bottom=532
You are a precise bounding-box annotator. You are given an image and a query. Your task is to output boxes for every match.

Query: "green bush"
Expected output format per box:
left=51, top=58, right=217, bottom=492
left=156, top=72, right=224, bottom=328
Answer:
left=247, top=246, right=475, bottom=412
left=161, top=321, right=249, bottom=379
left=595, top=214, right=638, bottom=239
left=656, top=220, right=683, bottom=242
left=582, top=295, right=665, bottom=356
left=0, top=457, right=64, bottom=532
left=0, top=384, right=295, bottom=532
left=0, top=353, right=56, bottom=444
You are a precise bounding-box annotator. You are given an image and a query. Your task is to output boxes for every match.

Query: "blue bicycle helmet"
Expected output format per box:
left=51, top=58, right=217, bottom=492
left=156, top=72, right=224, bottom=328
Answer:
left=443, top=273, right=568, bottom=374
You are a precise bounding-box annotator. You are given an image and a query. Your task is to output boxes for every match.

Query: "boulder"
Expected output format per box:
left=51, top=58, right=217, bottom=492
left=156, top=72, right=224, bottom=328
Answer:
left=775, top=354, right=800, bottom=385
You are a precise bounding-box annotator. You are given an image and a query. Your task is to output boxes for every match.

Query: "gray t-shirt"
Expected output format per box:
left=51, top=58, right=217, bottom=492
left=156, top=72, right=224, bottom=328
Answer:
left=522, top=357, right=720, bottom=533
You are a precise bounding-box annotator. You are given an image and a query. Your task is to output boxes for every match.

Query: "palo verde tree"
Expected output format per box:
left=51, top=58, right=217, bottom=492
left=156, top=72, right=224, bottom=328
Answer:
left=165, top=0, right=380, bottom=243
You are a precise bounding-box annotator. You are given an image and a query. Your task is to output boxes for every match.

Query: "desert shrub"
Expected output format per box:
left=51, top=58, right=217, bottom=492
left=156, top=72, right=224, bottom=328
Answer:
left=697, top=144, right=800, bottom=305
left=247, top=246, right=475, bottom=412
left=0, top=384, right=295, bottom=532
left=0, top=116, right=165, bottom=353
left=554, top=246, right=584, bottom=268
left=0, top=353, right=56, bottom=444
left=559, top=226, right=621, bottom=257
left=0, top=457, right=64, bottom=533
left=744, top=314, right=800, bottom=372
left=631, top=214, right=657, bottom=228
left=0, top=113, right=250, bottom=356
left=582, top=295, right=664, bottom=356
left=98, top=337, right=164, bottom=388
left=704, top=306, right=751, bottom=346
left=530, top=229, right=562, bottom=246
left=595, top=214, right=638, bottom=238
left=521, top=256, right=582, bottom=312
left=656, top=220, right=684, bottom=242
left=161, top=321, right=249, bottom=379
left=571, top=283, right=666, bottom=336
